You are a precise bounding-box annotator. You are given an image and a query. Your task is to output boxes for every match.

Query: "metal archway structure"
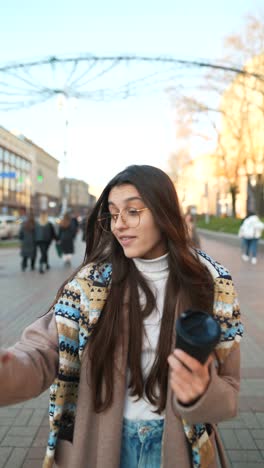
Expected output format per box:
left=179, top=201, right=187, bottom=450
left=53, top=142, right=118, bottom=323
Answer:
left=0, top=54, right=263, bottom=111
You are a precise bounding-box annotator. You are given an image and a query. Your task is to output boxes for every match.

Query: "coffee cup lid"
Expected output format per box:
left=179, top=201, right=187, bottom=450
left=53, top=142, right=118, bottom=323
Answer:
left=176, top=309, right=221, bottom=347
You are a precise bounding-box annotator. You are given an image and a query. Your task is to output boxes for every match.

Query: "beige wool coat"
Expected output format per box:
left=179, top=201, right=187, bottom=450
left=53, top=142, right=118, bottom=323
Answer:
left=0, top=300, right=240, bottom=468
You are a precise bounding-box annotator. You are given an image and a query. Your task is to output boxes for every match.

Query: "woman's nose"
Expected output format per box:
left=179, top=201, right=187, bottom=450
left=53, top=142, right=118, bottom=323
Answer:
left=114, top=212, right=127, bottom=229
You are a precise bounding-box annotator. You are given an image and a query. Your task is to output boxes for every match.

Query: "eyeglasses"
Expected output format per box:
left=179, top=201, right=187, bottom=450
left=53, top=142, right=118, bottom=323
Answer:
left=97, top=207, right=149, bottom=232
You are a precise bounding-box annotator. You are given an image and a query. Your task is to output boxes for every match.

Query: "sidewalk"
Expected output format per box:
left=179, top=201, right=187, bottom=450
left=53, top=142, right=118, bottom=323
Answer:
left=0, top=233, right=264, bottom=467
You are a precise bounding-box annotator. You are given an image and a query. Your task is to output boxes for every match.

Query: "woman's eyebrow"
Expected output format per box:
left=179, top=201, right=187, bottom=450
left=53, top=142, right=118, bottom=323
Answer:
left=108, top=197, right=143, bottom=206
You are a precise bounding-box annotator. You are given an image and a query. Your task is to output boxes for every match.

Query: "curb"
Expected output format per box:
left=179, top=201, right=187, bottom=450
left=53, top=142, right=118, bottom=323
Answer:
left=198, top=228, right=264, bottom=252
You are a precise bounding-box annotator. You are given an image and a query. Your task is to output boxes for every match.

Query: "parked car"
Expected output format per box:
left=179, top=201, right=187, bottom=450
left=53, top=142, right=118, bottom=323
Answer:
left=0, top=215, right=21, bottom=239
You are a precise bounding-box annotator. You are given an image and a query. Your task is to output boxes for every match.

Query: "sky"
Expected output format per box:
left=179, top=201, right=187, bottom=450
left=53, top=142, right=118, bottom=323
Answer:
left=0, top=0, right=263, bottom=196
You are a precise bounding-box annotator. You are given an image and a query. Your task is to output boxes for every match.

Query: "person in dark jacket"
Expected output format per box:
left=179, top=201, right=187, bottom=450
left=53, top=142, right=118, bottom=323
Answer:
left=35, top=212, right=57, bottom=273
left=19, top=213, right=36, bottom=271
left=70, top=213, right=79, bottom=239
left=58, top=213, right=75, bottom=266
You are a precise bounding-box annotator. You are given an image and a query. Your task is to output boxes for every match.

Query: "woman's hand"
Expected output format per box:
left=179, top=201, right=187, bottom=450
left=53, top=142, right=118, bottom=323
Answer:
left=0, top=351, right=12, bottom=369
left=168, top=349, right=213, bottom=405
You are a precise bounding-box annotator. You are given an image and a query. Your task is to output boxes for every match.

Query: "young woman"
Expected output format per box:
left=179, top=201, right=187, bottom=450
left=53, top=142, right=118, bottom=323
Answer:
left=57, top=213, right=76, bottom=266
left=0, top=165, right=243, bottom=468
left=238, top=211, right=264, bottom=264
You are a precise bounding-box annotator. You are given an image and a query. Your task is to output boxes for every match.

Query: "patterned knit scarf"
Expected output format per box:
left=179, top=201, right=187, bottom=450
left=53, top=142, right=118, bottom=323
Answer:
left=43, top=258, right=243, bottom=468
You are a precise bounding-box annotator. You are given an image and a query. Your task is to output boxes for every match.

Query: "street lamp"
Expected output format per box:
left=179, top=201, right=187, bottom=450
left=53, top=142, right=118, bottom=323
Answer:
left=57, top=93, right=77, bottom=215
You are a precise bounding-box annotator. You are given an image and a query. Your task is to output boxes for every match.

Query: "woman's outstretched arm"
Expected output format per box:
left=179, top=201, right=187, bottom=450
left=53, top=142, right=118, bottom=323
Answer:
left=0, top=310, right=58, bottom=406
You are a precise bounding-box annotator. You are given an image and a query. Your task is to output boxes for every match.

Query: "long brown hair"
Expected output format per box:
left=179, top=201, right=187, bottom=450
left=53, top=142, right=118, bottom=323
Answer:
left=82, top=165, right=214, bottom=413
left=24, top=214, right=35, bottom=231
left=60, top=213, right=71, bottom=229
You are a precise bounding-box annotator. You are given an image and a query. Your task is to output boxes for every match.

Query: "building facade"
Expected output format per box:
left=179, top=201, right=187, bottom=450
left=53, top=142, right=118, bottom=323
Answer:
left=0, top=127, right=33, bottom=215
left=22, top=137, right=60, bottom=216
left=0, top=126, right=96, bottom=218
left=60, top=178, right=95, bottom=215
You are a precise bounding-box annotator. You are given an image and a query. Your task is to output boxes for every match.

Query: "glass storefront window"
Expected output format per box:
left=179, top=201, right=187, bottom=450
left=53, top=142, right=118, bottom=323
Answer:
left=10, top=178, right=16, bottom=191
left=15, top=156, right=20, bottom=168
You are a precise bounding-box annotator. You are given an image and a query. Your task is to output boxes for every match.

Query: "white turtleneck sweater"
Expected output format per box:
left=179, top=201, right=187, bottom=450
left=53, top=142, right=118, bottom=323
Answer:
left=124, top=252, right=169, bottom=420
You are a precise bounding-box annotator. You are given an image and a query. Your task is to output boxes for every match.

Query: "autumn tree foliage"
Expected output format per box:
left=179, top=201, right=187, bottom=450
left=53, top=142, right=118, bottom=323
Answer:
left=169, top=12, right=264, bottom=217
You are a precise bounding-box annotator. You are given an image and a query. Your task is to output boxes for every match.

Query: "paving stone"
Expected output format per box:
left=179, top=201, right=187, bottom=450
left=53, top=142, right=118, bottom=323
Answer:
left=231, top=464, right=264, bottom=468
left=27, top=409, right=47, bottom=427
left=241, top=380, right=264, bottom=397
left=256, top=414, right=264, bottom=428
left=0, top=447, right=12, bottom=468
left=236, top=429, right=257, bottom=449
left=1, top=434, right=35, bottom=448
left=240, top=412, right=263, bottom=429
left=4, top=448, right=27, bottom=468
left=13, top=409, right=34, bottom=426
left=26, top=446, right=46, bottom=459
left=251, top=430, right=264, bottom=439
left=0, top=418, right=18, bottom=426
left=228, top=450, right=264, bottom=462
left=7, top=426, right=38, bottom=438
left=0, top=427, right=8, bottom=444
left=23, top=395, right=49, bottom=410
left=32, top=427, right=49, bottom=448
left=240, top=397, right=264, bottom=413
left=219, top=419, right=246, bottom=429
left=40, top=415, right=49, bottom=428
left=220, top=429, right=240, bottom=450
left=255, top=439, right=264, bottom=451
left=0, top=408, right=21, bottom=418
left=22, top=460, right=43, bottom=468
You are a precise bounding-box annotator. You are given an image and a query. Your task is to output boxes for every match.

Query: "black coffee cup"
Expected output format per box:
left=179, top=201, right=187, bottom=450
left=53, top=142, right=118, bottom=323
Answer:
left=175, top=309, right=221, bottom=364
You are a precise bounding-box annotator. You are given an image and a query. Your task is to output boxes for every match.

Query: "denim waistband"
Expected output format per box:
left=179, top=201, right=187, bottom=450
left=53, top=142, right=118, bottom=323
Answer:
left=122, top=418, right=164, bottom=442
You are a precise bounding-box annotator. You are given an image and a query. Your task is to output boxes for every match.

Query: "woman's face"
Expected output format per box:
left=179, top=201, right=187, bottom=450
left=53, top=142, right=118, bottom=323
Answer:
left=108, top=184, right=167, bottom=259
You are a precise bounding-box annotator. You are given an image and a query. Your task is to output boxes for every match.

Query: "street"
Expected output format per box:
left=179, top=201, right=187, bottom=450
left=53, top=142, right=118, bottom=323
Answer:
left=0, top=233, right=264, bottom=468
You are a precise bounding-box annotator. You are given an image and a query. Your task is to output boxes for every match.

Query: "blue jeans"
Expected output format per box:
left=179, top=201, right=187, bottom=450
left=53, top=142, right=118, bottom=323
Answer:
left=243, top=238, right=258, bottom=258
left=119, top=418, right=164, bottom=468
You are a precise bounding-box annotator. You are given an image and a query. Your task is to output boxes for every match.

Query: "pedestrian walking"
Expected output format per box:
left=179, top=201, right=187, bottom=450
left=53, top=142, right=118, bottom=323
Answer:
left=19, top=213, right=36, bottom=271
left=70, top=212, right=79, bottom=239
left=35, top=212, right=57, bottom=273
left=80, top=216, right=87, bottom=242
left=0, top=165, right=243, bottom=468
left=57, top=213, right=75, bottom=266
left=238, top=211, right=264, bottom=264
left=184, top=212, right=201, bottom=248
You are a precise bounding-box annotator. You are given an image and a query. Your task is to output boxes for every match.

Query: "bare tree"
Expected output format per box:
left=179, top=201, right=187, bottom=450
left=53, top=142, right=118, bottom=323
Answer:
left=168, top=12, right=264, bottom=217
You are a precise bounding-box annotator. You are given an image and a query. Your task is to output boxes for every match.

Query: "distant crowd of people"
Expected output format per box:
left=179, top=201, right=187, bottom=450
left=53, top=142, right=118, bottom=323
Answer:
left=19, top=211, right=80, bottom=273
left=19, top=208, right=264, bottom=273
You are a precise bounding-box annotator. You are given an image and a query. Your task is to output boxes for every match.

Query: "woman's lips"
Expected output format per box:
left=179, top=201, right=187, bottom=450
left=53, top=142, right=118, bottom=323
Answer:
left=118, top=236, right=136, bottom=247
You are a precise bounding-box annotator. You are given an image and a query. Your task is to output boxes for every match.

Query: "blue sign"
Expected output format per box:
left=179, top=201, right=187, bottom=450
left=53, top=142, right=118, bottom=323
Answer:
left=0, top=172, right=16, bottom=178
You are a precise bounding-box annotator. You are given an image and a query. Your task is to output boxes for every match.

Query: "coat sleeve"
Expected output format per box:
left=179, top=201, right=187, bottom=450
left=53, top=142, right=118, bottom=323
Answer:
left=172, top=276, right=242, bottom=424
left=0, top=310, right=58, bottom=406
left=172, top=345, right=240, bottom=424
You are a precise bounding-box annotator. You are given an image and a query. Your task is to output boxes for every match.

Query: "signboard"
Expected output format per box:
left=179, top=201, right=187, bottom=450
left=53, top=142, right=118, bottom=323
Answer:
left=0, top=172, right=16, bottom=178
